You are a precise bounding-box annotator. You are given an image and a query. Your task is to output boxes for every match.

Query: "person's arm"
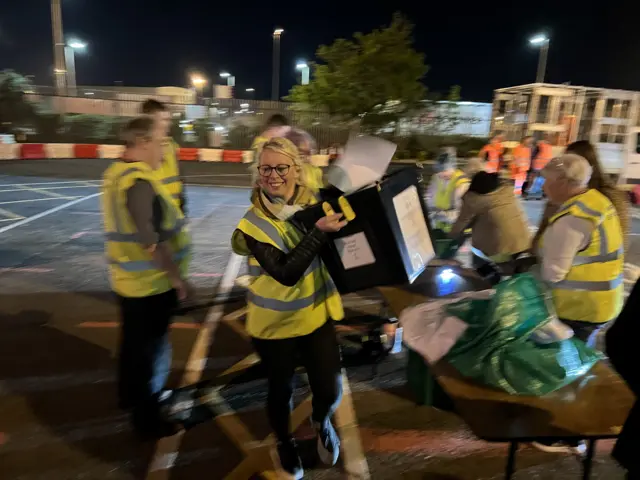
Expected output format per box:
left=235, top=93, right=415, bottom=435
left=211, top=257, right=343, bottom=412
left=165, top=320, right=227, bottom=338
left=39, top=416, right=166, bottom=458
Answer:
left=540, top=215, right=591, bottom=283
left=126, top=180, right=183, bottom=283
left=171, top=141, right=188, bottom=216
left=425, top=177, right=437, bottom=209
left=448, top=195, right=475, bottom=239
left=242, top=228, right=328, bottom=287
left=441, top=182, right=470, bottom=223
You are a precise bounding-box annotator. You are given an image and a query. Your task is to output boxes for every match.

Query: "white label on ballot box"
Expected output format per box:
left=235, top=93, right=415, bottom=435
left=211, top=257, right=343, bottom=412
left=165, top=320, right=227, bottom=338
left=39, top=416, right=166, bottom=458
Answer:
left=334, top=232, right=376, bottom=270
left=392, top=185, right=435, bottom=274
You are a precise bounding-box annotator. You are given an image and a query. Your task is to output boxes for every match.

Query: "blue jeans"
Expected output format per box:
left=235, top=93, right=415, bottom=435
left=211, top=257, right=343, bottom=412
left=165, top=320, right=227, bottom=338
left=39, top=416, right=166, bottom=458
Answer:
left=117, top=289, right=177, bottom=430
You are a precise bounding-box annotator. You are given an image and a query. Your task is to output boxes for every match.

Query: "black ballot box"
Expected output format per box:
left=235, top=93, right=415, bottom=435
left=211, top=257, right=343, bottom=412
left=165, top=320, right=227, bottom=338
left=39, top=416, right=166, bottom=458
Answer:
left=293, top=167, right=436, bottom=294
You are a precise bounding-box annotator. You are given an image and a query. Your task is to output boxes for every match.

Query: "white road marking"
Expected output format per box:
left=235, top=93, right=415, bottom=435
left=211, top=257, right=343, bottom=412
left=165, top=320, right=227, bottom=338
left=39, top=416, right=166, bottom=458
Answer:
left=0, top=193, right=102, bottom=235
left=0, top=197, right=79, bottom=205
left=146, top=253, right=243, bottom=479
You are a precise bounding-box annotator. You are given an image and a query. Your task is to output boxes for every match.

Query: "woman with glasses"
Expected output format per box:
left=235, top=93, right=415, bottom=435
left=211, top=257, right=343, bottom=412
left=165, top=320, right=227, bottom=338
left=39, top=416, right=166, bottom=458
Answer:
left=231, top=137, right=347, bottom=479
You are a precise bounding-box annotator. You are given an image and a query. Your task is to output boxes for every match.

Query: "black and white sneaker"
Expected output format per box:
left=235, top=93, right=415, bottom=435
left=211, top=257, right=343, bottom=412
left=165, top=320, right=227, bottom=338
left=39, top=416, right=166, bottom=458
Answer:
left=272, top=439, right=304, bottom=480
left=314, top=420, right=341, bottom=466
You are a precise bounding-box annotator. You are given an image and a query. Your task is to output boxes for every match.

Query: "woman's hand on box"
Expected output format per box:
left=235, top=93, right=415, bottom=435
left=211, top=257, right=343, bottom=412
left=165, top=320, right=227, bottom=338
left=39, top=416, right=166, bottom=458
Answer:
left=316, top=213, right=348, bottom=233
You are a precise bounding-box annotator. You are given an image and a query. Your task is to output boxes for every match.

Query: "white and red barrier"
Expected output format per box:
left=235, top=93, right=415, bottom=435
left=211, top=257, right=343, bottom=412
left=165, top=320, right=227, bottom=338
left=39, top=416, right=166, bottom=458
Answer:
left=0, top=143, right=330, bottom=167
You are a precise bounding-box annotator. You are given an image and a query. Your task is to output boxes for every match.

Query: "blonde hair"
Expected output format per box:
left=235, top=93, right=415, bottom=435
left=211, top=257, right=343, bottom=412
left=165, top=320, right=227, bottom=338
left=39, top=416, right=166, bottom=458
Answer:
left=250, top=137, right=307, bottom=186
left=464, top=157, right=485, bottom=176
left=543, top=154, right=593, bottom=188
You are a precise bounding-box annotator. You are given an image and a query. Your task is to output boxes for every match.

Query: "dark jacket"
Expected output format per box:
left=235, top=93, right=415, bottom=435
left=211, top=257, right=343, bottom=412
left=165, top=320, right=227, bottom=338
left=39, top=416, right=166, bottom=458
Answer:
left=240, top=227, right=327, bottom=287
left=606, top=279, right=640, bottom=472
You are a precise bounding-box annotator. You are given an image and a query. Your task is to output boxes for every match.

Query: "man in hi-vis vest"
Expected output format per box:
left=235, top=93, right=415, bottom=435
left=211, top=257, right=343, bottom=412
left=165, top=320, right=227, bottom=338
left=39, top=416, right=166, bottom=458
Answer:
left=141, top=100, right=187, bottom=216
left=102, top=116, right=193, bottom=439
left=426, top=147, right=472, bottom=233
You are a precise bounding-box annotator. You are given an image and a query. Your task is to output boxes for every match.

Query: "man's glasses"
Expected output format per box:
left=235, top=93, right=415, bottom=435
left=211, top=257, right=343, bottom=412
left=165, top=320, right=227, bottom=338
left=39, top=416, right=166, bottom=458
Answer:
left=258, top=164, right=291, bottom=177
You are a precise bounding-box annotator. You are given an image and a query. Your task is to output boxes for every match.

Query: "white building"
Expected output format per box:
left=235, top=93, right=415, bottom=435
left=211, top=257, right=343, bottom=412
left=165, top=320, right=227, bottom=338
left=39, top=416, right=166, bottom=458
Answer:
left=492, top=82, right=640, bottom=181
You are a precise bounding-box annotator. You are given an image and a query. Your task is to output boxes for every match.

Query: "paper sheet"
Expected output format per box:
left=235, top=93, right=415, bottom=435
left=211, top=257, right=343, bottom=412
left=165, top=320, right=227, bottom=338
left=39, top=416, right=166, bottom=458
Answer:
left=392, top=185, right=435, bottom=275
left=334, top=232, right=376, bottom=270
left=326, top=135, right=397, bottom=193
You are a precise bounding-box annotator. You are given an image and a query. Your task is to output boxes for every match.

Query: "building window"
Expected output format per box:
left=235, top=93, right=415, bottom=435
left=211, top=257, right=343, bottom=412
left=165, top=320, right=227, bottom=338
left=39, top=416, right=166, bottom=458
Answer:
left=605, top=99, right=615, bottom=118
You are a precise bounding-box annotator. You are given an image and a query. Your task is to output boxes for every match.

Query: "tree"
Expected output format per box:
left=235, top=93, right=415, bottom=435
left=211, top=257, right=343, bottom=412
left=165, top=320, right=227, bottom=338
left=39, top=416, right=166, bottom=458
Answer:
left=286, top=13, right=427, bottom=129
left=0, top=70, right=38, bottom=133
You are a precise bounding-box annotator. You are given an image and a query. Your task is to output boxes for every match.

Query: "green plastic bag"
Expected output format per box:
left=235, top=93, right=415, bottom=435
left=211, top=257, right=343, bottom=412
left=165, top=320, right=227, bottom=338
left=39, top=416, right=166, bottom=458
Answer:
left=443, top=273, right=603, bottom=396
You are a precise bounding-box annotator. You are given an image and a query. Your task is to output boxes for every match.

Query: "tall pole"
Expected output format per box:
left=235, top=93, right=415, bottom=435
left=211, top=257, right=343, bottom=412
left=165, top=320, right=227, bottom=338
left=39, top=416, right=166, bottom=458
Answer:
left=272, top=28, right=283, bottom=101
left=65, top=46, right=76, bottom=96
left=51, top=0, right=67, bottom=95
left=536, top=41, right=549, bottom=84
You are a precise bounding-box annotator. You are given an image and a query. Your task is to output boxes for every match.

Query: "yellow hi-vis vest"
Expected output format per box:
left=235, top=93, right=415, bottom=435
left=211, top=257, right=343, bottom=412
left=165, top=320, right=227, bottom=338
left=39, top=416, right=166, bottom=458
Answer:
left=546, top=188, right=624, bottom=324
left=102, top=160, right=191, bottom=298
left=155, top=139, right=183, bottom=212
left=231, top=207, right=344, bottom=340
left=302, top=163, right=324, bottom=193
left=433, top=169, right=470, bottom=233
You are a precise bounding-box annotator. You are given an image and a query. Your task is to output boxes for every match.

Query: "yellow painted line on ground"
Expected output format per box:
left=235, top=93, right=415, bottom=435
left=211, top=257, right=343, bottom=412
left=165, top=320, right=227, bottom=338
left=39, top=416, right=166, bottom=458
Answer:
left=0, top=197, right=79, bottom=205
left=0, top=185, right=99, bottom=194
left=16, top=184, right=70, bottom=198
left=0, top=207, right=24, bottom=220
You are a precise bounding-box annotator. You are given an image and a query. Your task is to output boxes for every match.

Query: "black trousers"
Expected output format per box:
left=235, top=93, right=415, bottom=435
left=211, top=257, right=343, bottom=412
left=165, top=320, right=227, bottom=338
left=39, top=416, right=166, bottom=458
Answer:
left=116, top=289, right=177, bottom=430
left=252, top=320, right=343, bottom=442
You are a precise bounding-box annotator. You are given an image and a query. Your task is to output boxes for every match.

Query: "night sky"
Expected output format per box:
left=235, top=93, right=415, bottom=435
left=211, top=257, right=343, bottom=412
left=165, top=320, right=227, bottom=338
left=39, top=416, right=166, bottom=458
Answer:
left=0, top=1, right=636, bottom=102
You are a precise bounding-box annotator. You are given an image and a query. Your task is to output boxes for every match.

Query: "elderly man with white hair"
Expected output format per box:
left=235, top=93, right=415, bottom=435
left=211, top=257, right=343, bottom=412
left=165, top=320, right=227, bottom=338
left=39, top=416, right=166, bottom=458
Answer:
left=533, top=152, right=625, bottom=453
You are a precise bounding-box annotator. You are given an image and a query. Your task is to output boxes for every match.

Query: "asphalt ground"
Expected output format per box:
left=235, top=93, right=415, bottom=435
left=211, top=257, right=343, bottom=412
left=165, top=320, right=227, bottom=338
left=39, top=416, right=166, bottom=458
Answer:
left=0, top=161, right=637, bottom=480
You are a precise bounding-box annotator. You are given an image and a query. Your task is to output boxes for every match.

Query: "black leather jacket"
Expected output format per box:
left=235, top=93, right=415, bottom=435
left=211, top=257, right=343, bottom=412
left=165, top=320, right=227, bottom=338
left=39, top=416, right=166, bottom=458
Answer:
left=242, top=227, right=327, bottom=287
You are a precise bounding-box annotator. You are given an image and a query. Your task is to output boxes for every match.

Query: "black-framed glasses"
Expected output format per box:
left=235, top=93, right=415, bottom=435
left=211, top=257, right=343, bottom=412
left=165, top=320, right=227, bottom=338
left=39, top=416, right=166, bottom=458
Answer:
left=258, top=164, right=291, bottom=177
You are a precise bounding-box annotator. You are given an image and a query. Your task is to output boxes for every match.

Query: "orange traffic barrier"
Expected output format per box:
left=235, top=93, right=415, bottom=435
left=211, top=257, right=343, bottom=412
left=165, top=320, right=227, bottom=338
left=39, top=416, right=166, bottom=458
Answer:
left=223, top=150, right=244, bottom=163
left=179, top=147, right=199, bottom=161
left=20, top=143, right=46, bottom=159
left=74, top=144, right=99, bottom=159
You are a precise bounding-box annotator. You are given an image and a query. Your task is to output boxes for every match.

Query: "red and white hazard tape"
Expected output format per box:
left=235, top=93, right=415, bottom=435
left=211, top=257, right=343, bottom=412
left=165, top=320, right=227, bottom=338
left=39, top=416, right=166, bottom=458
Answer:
left=0, top=143, right=330, bottom=166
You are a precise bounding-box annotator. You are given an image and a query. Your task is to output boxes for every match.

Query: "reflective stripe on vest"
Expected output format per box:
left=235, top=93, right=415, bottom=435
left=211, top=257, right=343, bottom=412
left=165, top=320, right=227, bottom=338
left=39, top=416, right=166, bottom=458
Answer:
left=155, top=141, right=183, bottom=209
left=232, top=206, right=344, bottom=340
left=102, top=161, right=191, bottom=297
left=545, top=189, right=624, bottom=323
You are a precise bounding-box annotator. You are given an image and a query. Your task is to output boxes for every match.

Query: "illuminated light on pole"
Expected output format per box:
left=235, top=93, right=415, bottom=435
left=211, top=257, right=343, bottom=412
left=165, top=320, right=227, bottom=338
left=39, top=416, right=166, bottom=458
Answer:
left=219, top=72, right=235, bottom=87
left=529, top=34, right=550, bottom=83
left=272, top=28, right=284, bottom=100
left=65, top=38, right=87, bottom=96
left=296, top=61, right=310, bottom=85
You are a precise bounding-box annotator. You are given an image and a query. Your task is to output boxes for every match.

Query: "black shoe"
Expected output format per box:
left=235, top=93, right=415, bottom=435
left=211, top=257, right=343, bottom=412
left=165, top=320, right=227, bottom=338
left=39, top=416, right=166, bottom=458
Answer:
left=272, top=439, right=304, bottom=479
left=314, top=419, right=341, bottom=466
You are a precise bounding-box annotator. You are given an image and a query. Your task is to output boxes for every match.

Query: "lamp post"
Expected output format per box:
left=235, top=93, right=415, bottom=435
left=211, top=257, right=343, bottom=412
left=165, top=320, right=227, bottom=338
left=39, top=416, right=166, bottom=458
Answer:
left=65, top=39, right=86, bottom=96
left=296, top=61, right=310, bottom=85
left=529, top=34, right=550, bottom=84
left=219, top=72, right=235, bottom=87
left=50, top=0, right=66, bottom=95
left=272, top=28, right=283, bottom=100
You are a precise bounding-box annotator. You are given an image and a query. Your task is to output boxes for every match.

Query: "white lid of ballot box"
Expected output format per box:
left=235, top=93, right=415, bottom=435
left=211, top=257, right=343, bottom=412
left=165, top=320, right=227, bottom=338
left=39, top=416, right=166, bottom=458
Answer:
left=327, top=135, right=397, bottom=194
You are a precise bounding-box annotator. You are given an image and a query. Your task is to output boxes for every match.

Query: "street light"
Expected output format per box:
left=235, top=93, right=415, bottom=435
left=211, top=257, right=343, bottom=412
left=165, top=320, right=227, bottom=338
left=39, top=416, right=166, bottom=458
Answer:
left=529, top=34, right=550, bottom=83
left=272, top=27, right=284, bottom=100
left=219, top=72, right=235, bottom=87
left=191, top=75, right=207, bottom=96
left=65, top=38, right=87, bottom=96
left=296, top=61, right=310, bottom=85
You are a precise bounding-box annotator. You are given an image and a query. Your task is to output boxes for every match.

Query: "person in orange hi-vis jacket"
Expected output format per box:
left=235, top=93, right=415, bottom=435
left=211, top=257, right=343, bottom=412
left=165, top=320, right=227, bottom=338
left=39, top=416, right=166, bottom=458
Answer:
left=480, top=133, right=505, bottom=173
left=533, top=135, right=553, bottom=171
left=511, top=136, right=534, bottom=195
